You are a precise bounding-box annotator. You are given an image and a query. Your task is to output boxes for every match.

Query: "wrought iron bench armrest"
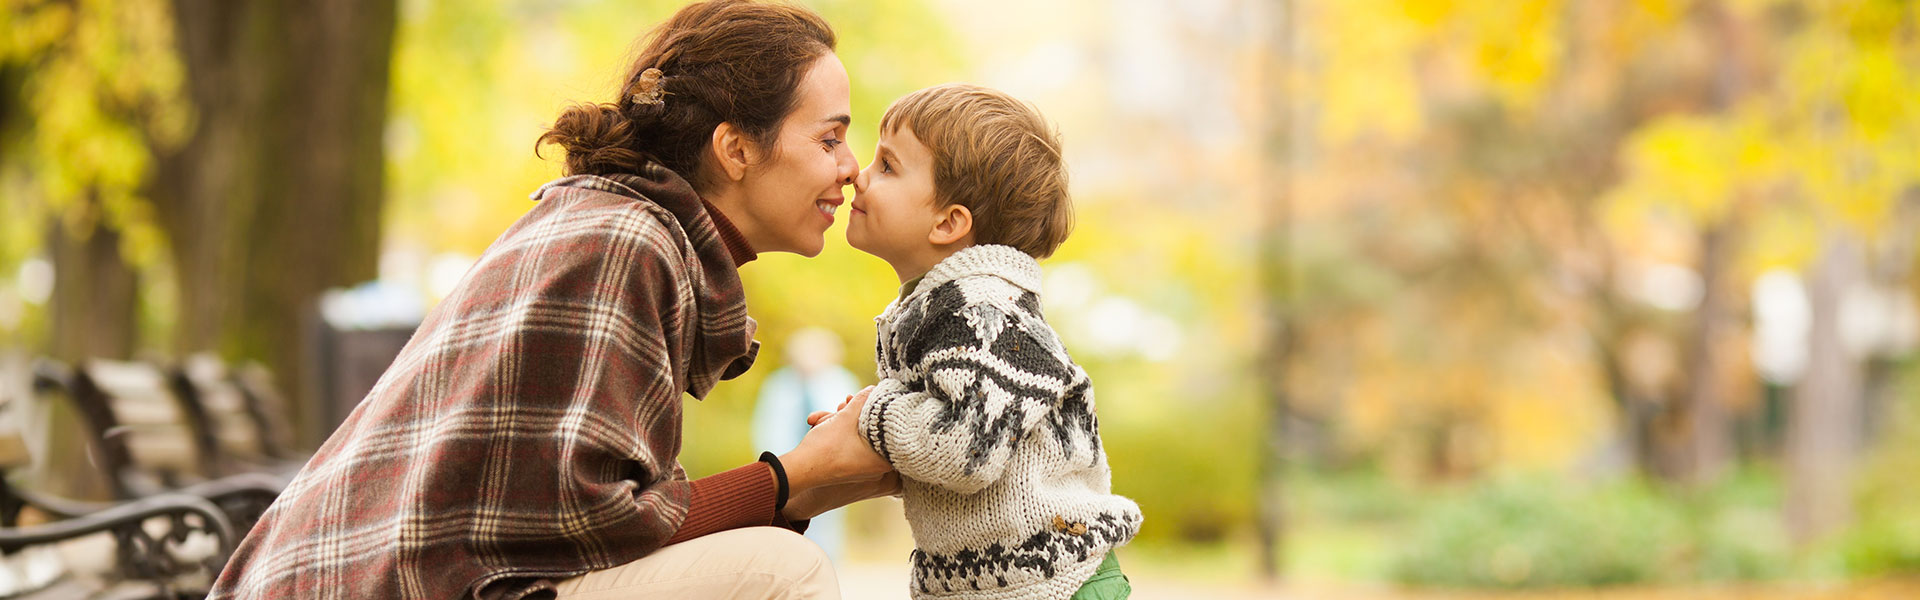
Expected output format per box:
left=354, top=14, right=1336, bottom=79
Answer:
left=9, top=471, right=284, bottom=520
left=0, top=492, right=235, bottom=587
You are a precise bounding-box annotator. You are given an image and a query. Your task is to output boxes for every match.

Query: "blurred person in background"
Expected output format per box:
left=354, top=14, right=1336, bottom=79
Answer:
left=755, top=327, right=864, bottom=562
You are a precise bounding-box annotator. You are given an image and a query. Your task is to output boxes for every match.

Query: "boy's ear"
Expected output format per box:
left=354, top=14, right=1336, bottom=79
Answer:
left=929, top=204, right=974, bottom=246
left=709, top=122, right=756, bottom=181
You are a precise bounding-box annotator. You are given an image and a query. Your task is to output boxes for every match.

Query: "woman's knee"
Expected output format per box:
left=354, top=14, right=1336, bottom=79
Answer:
left=742, top=527, right=831, bottom=570
left=720, top=527, right=838, bottom=598
left=556, top=527, right=838, bottom=599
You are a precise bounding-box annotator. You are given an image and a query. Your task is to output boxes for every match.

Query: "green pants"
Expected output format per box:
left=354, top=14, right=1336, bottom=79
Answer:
left=1070, top=551, right=1130, bottom=600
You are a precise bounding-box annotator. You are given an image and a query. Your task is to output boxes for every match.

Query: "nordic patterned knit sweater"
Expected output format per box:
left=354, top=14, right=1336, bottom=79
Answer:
left=858, top=244, right=1144, bottom=600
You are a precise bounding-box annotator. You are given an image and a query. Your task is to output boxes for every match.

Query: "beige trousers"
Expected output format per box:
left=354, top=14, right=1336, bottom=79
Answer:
left=553, top=527, right=842, bottom=599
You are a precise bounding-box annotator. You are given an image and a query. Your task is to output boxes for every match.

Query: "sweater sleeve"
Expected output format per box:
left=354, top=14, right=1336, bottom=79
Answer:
left=857, top=293, right=1077, bottom=495
left=665, top=461, right=807, bottom=545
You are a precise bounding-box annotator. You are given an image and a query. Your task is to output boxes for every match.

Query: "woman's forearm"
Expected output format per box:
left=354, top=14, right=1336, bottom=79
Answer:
left=664, top=461, right=804, bottom=545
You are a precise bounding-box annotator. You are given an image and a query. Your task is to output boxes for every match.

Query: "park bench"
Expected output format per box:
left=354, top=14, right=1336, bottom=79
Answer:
left=42, top=358, right=294, bottom=536
left=0, top=356, right=238, bottom=599
left=0, top=354, right=306, bottom=598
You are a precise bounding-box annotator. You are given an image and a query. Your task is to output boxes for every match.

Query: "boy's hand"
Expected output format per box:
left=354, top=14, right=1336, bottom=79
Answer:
left=807, top=410, right=833, bottom=427
left=780, top=390, right=890, bottom=502
left=842, top=386, right=873, bottom=411
left=807, top=385, right=876, bottom=427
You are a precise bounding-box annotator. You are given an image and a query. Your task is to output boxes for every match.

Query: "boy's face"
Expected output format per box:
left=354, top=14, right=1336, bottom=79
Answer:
left=847, top=126, right=942, bottom=268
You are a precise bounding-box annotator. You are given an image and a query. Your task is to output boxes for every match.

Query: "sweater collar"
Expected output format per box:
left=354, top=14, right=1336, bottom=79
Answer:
left=910, top=245, right=1044, bottom=302
left=700, top=200, right=758, bottom=267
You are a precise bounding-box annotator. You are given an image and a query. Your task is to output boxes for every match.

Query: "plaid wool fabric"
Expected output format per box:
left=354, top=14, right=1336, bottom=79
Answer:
left=209, top=164, right=760, bottom=600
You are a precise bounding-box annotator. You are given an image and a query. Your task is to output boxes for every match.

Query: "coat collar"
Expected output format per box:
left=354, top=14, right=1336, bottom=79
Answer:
left=532, top=164, right=760, bottom=397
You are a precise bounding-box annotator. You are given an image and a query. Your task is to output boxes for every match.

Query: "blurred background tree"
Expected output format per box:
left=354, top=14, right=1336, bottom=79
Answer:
left=4, top=0, right=1917, bottom=595
left=4, top=0, right=395, bottom=446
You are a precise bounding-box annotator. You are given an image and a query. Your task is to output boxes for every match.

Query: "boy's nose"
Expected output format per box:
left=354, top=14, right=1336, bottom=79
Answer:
left=852, top=163, right=870, bottom=192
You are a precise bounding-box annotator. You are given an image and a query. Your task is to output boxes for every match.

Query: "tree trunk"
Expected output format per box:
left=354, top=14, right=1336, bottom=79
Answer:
left=1254, top=0, right=1295, bottom=581
left=47, top=197, right=140, bottom=363
left=1680, top=222, right=1735, bottom=485
left=153, top=0, right=396, bottom=449
left=1785, top=234, right=1864, bottom=546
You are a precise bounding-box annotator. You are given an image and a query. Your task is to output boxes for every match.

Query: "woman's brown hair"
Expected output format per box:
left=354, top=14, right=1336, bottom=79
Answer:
left=537, top=0, right=836, bottom=190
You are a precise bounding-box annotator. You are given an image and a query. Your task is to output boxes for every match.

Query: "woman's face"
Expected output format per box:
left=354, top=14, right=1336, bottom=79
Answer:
left=733, top=53, right=859, bottom=257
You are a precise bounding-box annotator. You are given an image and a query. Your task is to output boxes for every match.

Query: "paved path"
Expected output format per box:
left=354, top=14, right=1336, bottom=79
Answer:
left=834, top=562, right=1920, bottom=600
left=834, top=560, right=1289, bottom=599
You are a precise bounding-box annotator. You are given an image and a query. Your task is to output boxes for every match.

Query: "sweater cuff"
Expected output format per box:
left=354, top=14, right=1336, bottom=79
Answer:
left=665, top=461, right=790, bottom=545
left=858, top=379, right=908, bottom=461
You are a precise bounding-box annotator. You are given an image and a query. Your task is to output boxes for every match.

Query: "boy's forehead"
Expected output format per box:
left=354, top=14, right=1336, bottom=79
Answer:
left=879, top=125, right=929, bottom=155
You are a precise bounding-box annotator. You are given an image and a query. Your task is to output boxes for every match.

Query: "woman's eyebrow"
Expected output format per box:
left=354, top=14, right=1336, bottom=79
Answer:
left=823, top=114, right=851, bottom=127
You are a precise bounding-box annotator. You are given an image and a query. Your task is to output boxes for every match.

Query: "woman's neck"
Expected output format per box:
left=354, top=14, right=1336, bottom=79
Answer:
left=700, top=198, right=758, bottom=266
left=701, top=187, right=767, bottom=261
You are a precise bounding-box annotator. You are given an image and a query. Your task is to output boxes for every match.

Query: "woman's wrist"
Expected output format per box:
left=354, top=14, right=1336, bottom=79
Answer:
left=778, top=452, right=846, bottom=521
left=781, top=487, right=823, bottom=521
left=782, top=472, right=901, bottom=521
left=777, top=443, right=831, bottom=497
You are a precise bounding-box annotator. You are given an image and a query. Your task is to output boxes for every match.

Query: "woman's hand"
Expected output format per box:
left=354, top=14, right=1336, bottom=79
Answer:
left=778, top=387, right=891, bottom=516
left=783, top=471, right=900, bottom=521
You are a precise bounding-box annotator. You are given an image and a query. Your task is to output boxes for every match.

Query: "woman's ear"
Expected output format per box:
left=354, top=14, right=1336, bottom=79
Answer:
left=929, top=204, right=974, bottom=246
left=710, top=122, right=755, bottom=182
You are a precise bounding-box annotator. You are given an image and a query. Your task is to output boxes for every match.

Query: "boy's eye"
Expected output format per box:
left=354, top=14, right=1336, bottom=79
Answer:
left=880, top=158, right=893, bottom=174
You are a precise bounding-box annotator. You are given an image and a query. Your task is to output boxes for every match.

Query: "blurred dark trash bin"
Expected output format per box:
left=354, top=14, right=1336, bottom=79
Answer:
left=308, top=281, right=422, bottom=446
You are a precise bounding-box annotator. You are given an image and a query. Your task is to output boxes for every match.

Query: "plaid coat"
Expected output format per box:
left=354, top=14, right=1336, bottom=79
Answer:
left=210, top=165, right=760, bottom=599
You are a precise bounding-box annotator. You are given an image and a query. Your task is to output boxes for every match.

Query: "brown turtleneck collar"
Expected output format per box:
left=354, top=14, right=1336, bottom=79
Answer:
left=701, top=199, right=757, bottom=267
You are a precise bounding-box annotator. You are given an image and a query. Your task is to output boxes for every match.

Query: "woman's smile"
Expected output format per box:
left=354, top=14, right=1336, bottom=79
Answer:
left=816, top=195, right=843, bottom=221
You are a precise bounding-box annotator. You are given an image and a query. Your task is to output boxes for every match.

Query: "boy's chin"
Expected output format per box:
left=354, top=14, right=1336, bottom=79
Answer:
left=847, top=241, right=902, bottom=264
left=844, top=235, right=878, bottom=257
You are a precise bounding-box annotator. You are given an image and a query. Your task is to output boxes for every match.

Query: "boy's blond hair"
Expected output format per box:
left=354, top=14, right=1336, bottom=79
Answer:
left=879, top=84, right=1072, bottom=259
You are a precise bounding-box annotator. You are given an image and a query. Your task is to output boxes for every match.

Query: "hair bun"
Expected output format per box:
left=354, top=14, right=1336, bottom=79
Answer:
left=536, top=103, right=643, bottom=175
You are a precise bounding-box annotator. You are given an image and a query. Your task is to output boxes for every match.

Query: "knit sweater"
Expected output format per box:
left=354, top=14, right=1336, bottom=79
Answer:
left=858, top=245, right=1143, bottom=600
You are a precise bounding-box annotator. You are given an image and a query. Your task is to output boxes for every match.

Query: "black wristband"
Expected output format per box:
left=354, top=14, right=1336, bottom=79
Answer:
left=758, top=451, right=789, bottom=512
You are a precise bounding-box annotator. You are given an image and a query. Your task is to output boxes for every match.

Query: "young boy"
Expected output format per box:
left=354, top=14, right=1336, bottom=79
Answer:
left=840, top=83, right=1143, bottom=599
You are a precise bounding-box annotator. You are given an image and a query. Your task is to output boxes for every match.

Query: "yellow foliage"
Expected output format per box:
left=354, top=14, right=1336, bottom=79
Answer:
left=2, top=0, right=187, bottom=274
left=1633, top=0, right=1690, bottom=23
left=1315, top=0, right=1427, bottom=144
left=1622, top=117, right=1741, bottom=223
left=1463, top=0, right=1558, bottom=112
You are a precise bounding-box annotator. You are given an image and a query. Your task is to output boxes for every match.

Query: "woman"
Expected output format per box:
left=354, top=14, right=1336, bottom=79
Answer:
left=209, top=2, right=892, bottom=598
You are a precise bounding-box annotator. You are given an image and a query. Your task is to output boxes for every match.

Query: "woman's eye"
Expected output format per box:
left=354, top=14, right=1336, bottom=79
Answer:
left=822, top=138, right=842, bottom=151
